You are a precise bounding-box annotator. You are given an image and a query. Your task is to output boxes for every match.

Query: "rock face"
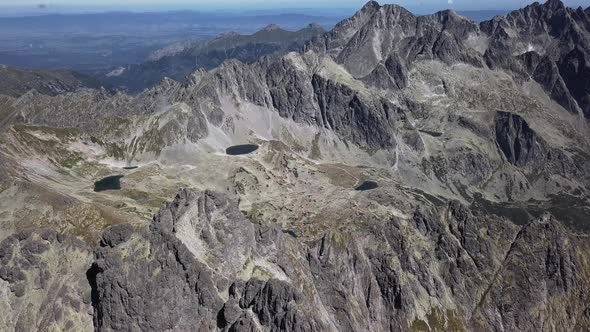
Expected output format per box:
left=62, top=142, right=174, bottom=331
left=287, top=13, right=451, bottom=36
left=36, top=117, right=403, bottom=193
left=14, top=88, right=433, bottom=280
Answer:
left=0, top=230, right=94, bottom=331
left=311, top=74, right=399, bottom=149
left=102, top=24, right=326, bottom=93
left=482, top=0, right=590, bottom=116
left=306, top=2, right=484, bottom=79
left=472, top=215, right=590, bottom=331
left=89, top=222, right=221, bottom=331
left=84, top=190, right=590, bottom=332
left=89, top=190, right=328, bottom=332
left=0, top=65, right=107, bottom=98
left=8, top=1, right=590, bottom=166
left=495, top=111, right=545, bottom=166
left=0, top=190, right=586, bottom=331
left=306, top=0, right=590, bottom=118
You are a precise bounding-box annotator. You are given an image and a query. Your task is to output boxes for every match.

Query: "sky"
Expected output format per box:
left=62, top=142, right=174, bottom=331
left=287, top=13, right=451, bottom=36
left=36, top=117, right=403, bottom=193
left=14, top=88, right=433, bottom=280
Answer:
left=0, top=0, right=587, bottom=14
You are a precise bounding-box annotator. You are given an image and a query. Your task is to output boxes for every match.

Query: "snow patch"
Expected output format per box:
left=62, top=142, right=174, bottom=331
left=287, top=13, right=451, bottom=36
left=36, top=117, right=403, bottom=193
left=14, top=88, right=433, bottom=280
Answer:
left=106, top=67, right=126, bottom=77
left=67, top=140, right=105, bottom=159
left=514, top=43, right=543, bottom=56
left=465, top=33, right=489, bottom=55
left=318, top=58, right=370, bottom=95
left=372, top=29, right=383, bottom=62
left=527, top=44, right=535, bottom=52
left=284, top=52, right=308, bottom=72
left=253, top=258, right=290, bottom=282
left=25, top=130, right=59, bottom=142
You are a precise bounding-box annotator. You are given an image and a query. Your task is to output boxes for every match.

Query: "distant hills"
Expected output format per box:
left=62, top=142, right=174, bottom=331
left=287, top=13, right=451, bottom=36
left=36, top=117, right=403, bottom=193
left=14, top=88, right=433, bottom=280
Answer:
left=0, top=11, right=342, bottom=72
left=97, top=23, right=327, bottom=92
left=0, top=9, right=507, bottom=73
left=0, top=65, right=106, bottom=97
left=0, top=8, right=514, bottom=95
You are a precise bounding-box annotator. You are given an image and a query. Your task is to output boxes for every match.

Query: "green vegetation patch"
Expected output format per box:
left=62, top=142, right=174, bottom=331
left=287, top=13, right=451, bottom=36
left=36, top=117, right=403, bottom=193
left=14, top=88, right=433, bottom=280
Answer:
left=280, top=127, right=306, bottom=153
left=309, top=132, right=322, bottom=160
left=410, top=308, right=465, bottom=332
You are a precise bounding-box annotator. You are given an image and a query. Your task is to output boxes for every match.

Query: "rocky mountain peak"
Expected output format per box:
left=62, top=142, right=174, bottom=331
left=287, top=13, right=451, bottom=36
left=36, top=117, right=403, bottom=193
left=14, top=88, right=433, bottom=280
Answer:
left=217, top=31, right=240, bottom=38
left=305, top=22, right=324, bottom=31
left=478, top=0, right=590, bottom=115
left=376, top=2, right=413, bottom=14
left=432, top=8, right=472, bottom=24
left=309, top=1, right=484, bottom=78
left=544, top=0, right=566, bottom=11
left=502, top=0, right=571, bottom=33
left=262, top=23, right=281, bottom=31
left=313, top=0, right=383, bottom=54
left=359, top=0, right=381, bottom=14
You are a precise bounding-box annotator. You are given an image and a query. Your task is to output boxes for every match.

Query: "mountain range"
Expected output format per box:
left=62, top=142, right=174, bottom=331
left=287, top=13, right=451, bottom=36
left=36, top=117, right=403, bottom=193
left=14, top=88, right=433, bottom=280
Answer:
left=0, top=11, right=343, bottom=71
left=1, top=1, right=590, bottom=331
left=0, top=65, right=105, bottom=98
left=92, top=9, right=510, bottom=93
left=99, top=23, right=327, bottom=92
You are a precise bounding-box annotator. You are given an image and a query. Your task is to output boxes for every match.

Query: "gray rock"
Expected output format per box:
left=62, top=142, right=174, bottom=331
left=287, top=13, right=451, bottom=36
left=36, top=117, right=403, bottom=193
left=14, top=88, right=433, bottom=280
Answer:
left=495, top=111, right=546, bottom=167
left=0, top=230, right=94, bottom=332
left=311, top=74, right=398, bottom=149
left=90, top=190, right=328, bottom=332
left=470, top=216, right=589, bottom=331
left=100, top=223, right=134, bottom=247
left=89, top=224, right=222, bottom=331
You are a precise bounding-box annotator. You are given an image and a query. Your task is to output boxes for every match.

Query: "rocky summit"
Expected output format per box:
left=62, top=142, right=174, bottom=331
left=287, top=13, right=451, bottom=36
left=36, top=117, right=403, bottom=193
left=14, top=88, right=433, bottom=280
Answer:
left=1, top=1, right=590, bottom=331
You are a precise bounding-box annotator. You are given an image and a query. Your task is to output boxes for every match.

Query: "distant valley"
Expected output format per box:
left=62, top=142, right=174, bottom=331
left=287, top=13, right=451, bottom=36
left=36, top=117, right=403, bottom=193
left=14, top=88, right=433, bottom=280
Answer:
left=0, top=11, right=344, bottom=72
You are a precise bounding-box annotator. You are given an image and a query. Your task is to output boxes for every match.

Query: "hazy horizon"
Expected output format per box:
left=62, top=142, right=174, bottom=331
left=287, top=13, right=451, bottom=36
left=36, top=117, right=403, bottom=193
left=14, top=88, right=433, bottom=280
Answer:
left=0, top=0, right=587, bottom=17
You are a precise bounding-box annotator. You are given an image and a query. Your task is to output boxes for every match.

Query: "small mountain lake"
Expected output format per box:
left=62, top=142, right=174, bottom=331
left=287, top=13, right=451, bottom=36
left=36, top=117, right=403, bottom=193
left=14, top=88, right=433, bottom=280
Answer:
left=355, top=181, right=379, bottom=191
left=94, top=175, right=124, bottom=192
left=123, top=166, right=138, bottom=170
left=226, top=144, right=259, bottom=155
left=419, top=130, right=443, bottom=137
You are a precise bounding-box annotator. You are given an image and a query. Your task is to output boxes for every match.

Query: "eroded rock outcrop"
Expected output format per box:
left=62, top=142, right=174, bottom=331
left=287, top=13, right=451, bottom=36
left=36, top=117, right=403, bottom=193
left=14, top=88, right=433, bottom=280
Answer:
left=0, top=184, right=587, bottom=332
left=471, top=215, right=590, bottom=331
left=0, top=230, right=94, bottom=331
left=89, top=223, right=222, bottom=331
left=89, top=190, right=329, bottom=332
left=483, top=0, right=590, bottom=116
left=495, top=111, right=546, bottom=167
left=86, top=190, right=590, bottom=332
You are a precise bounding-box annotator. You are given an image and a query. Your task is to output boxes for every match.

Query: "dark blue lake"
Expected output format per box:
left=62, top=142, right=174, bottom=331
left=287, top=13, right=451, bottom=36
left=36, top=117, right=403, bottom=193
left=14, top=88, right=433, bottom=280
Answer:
left=94, top=175, right=124, bottom=192
left=355, top=181, right=379, bottom=191
left=226, top=144, right=259, bottom=155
